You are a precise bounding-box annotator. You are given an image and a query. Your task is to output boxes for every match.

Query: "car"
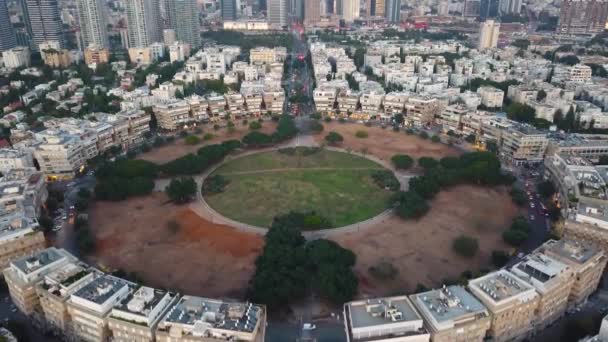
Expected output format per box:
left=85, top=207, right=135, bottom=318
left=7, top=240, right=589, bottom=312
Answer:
left=530, top=215, right=535, bottom=220
left=530, top=203, right=535, bottom=208
left=303, top=323, right=316, bottom=330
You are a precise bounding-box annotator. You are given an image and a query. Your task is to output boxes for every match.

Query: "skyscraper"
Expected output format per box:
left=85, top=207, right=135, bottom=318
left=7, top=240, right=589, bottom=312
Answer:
left=268, top=0, right=287, bottom=27
left=463, top=0, right=481, bottom=16
left=166, top=0, right=200, bottom=48
left=342, top=0, right=360, bottom=22
left=221, top=0, right=237, bottom=19
left=23, top=0, right=65, bottom=50
left=304, top=0, right=320, bottom=25
left=126, top=0, right=162, bottom=48
left=498, top=0, right=521, bottom=14
left=480, top=0, right=499, bottom=19
left=0, top=0, right=17, bottom=51
left=478, top=19, right=500, bottom=50
left=76, top=0, right=109, bottom=49
left=366, top=0, right=385, bottom=16
left=385, top=0, right=400, bottom=22
left=557, top=0, right=608, bottom=35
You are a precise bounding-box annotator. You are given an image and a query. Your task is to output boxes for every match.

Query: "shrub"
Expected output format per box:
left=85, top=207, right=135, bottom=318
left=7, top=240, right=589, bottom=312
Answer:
left=431, top=135, right=441, bottom=143
left=418, top=157, right=439, bottom=170
left=371, top=170, right=400, bottom=191
left=452, top=235, right=479, bottom=258
left=393, top=191, right=429, bottom=219
left=310, top=112, right=322, bottom=120
left=202, top=175, right=230, bottom=194
left=324, top=116, right=332, bottom=123
left=324, top=131, right=344, bottom=145
left=355, top=130, right=369, bottom=138
left=391, top=154, right=414, bottom=170
left=165, top=177, right=197, bottom=203
left=249, top=121, right=262, bottom=130
left=419, top=131, right=429, bottom=139
left=491, top=250, right=510, bottom=268
left=338, top=117, right=346, bottom=123
left=503, top=229, right=529, bottom=246
left=184, top=135, right=201, bottom=145
left=368, top=261, right=399, bottom=280
left=213, top=124, right=220, bottom=131
left=203, top=133, right=214, bottom=141
left=310, top=121, right=324, bottom=133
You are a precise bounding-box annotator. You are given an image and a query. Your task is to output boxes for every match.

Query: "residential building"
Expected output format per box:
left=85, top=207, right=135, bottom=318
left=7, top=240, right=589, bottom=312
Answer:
left=0, top=0, right=16, bottom=52
left=84, top=46, right=110, bottom=65
left=468, top=270, right=539, bottom=342
left=153, top=100, right=192, bottom=131
left=3, top=47, right=31, bottom=69
left=500, top=123, right=548, bottom=165
left=410, top=285, right=491, bottom=342
left=166, top=0, right=200, bottom=48
left=155, top=295, right=266, bottom=341
left=478, top=20, right=500, bottom=50
left=498, top=0, right=521, bottom=14
left=366, top=0, right=385, bottom=16
left=250, top=47, right=287, bottom=65
left=557, top=0, right=608, bottom=35
left=33, top=133, right=86, bottom=181
left=480, top=0, right=499, bottom=19
left=342, top=0, right=360, bottom=22
left=35, top=261, right=96, bottom=331
left=510, top=251, right=574, bottom=330
left=541, top=239, right=606, bottom=307
left=463, top=0, right=481, bottom=16
left=125, top=0, right=162, bottom=48
left=304, top=0, right=321, bottom=25
left=4, top=248, right=77, bottom=315
left=108, top=287, right=177, bottom=341
left=477, top=86, right=504, bottom=108
left=67, top=274, right=132, bottom=341
left=128, top=47, right=152, bottom=65
left=163, top=29, right=176, bottom=46
left=0, top=218, right=45, bottom=274
left=169, top=42, right=190, bottom=62
left=39, top=41, right=71, bottom=68
left=76, top=0, right=108, bottom=49
left=405, top=96, right=441, bottom=128
left=23, top=0, right=65, bottom=50
left=343, top=296, right=430, bottom=341
left=0, top=149, right=34, bottom=172
left=569, top=64, right=592, bottom=83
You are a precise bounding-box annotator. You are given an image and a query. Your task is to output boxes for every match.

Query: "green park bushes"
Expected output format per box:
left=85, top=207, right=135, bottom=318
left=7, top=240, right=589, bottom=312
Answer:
left=391, top=154, right=414, bottom=170
left=161, top=140, right=242, bottom=176
left=371, top=170, right=400, bottom=191
left=242, top=114, right=298, bottom=147
left=502, top=216, right=532, bottom=246
left=248, top=217, right=357, bottom=308
left=165, top=177, right=197, bottom=203
left=202, top=175, right=230, bottom=195
left=94, top=159, right=158, bottom=201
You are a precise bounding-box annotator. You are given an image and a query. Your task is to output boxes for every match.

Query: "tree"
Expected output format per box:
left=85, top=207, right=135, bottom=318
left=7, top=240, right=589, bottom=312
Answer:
left=465, top=134, right=476, bottom=143
left=511, top=39, right=530, bottom=50
left=249, top=121, right=262, bottom=130
left=184, top=135, right=201, bottom=145
left=558, top=55, right=580, bottom=66
left=419, top=131, right=429, bottom=139
left=537, top=180, right=556, bottom=198
left=537, top=89, right=547, bottom=101
left=491, top=250, right=510, bottom=267
left=38, top=215, right=54, bottom=232
left=243, top=131, right=273, bottom=146
left=510, top=186, right=527, bottom=206
left=391, top=154, right=414, bottom=170
left=310, top=121, right=324, bottom=133
left=393, top=191, right=429, bottom=219
left=165, top=177, right=197, bottom=203
left=503, top=229, right=528, bottom=246
left=559, top=105, right=577, bottom=131
left=452, top=235, right=479, bottom=257
left=418, top=157, right=439, bottom=170
left=324, top=131, right=344, bottom=145
left=506, top=102, right=536, bottom=123
left=431, top=135, right=441, bottom=143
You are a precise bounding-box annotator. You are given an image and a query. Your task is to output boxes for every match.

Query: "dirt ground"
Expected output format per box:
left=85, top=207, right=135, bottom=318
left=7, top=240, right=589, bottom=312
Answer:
left=332, top=185, right=522, bottom=297
left=88, top=192, right=263, bottom=298
left=314, top=122, right=462, bottom=163
left=139, top=122, right=277, bottom=164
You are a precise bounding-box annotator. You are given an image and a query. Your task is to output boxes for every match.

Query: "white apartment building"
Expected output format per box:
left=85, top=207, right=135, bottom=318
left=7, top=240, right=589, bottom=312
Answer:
left=0, top=149, right=34, bottom=173
left=343, top=296, right=430, bottom=342
left=33, top=133, right=86, bottom=181
left=569, top=64, right=592, bottom=83
left=2, top=47, right=31, bottom=69
left=250, top=47, right=287, bottom=65
left=477, top=86, right=504, bottom=108
left=478, top=20, right=500, bottom=50
left=153, top=100, right=192, bottom=131
left=155, top=296, right=266, bottom=342
left=437, top=105, right=469, bottom=133
left=169, top=42, right=190, bottom=63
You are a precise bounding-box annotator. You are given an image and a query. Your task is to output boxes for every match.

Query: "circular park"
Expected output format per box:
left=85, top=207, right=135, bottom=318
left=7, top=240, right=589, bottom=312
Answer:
left=202, top=146, right=399, bottom=229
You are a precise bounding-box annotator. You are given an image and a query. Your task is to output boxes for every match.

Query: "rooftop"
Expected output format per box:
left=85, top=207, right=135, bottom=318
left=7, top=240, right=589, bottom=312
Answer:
left=346, top=296, right=422, bottom=330
left=12, top=247, right=68, bottom=276
left=411, top=286, right=488, bottom=326
left=114, top=286, right=169, bottom=319
left=72, top=274, right=130, bottom=305
left=163, top=296, right=262, bottom=334
left=469, top=270, right=536, bottom=303
left=542, top=239, right=601, bottom=265
left=513, top=252, right=569, bottom=284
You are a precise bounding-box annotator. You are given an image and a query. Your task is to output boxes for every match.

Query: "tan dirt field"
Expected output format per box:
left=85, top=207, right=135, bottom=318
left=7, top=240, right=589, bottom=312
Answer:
left=313, top=122, right=462, bottom=162
left=139, top=122, right=277, bottom=164
left=332, top=185, right=521, bottom=297
left=88, top=192, right=263, bottom=298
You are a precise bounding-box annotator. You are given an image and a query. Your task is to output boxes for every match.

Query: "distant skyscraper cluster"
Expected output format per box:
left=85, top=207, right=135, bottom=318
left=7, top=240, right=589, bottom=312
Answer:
left=166, top=0, right=201, bottom=48
left=76, top=0, right=109, bottom=48
left=23, top=0, right=65, bottom=51
left=0, top=0, right=17, bottom=51
left=557, top=0, right=608, bottom=35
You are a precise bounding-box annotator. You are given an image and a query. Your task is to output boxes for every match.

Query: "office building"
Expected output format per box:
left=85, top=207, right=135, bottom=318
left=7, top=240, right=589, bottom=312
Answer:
left=0, top=0, right=17, bottom=51
left=478, top=20, right=500, bottom=50
left=557, top=0, right=608, bottom=35
left=541, top=239, right=607, bottom=307
left=163, top=29, right=176, bottom=45
left=498, top=0, right=521, bottom=14
left=222, top=0, right=237, bottom=19
left=479, top=0, right=498, bottom=19
left=304, top=0, right=321, bottom=25
left=343, top=296, right=430, bottom=341
left=4, top=248, right=78, bottom=315
left=468, top=270, right=539, bottom=342
left=463, top=0, right=481, bottom=16
left=155, top=295, right=266, bottom=341
left=410, top=285, right=491, bottom=342
left=366, top=0, right=385, bottom=16
left=385, top=0, right=400, bottom=22
left=500, top=122, right=548, bottom=165
left=342, top=0, right=360, bottom=21
left=125, top=0, right=162, bottom=48
left=510, top=252, right=574, bottom=330
left=84, top=45, right=110, bottom=65
left=268, top=0, right=288, bottom=27
left=23, top=0, right=65, bottom=50
left=166, top=0, right=200, bottom=48
left=76, top=0, right=109, bottom=49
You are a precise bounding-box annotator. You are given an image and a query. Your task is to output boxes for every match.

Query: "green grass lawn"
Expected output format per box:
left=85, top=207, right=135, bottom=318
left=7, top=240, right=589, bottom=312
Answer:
left=205, top=150, right=394, bottom=228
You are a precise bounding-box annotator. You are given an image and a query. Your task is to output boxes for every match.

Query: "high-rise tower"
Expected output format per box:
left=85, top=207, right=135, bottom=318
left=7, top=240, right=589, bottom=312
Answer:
left=76, top=0, right=109, bottom=49
left=166, top=0, right=200, bottom=48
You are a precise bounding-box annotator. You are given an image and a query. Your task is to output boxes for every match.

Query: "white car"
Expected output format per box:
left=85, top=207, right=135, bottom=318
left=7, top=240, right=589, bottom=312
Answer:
left=303, top=323, right=316, bottom=330
left=530, top=203, right=535, bottom=208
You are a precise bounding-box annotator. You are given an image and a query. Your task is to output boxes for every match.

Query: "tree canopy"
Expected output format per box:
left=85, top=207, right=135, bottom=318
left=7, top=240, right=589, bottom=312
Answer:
left=165, top=177, right=197, bottom=203
left=391, top=154, right=414, bottom=170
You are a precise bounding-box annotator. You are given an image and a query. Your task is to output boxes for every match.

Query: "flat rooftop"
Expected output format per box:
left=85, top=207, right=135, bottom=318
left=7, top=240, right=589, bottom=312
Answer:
left=347, top=296, right=422, bottom=330
left=577, top=202, right=608, bottom=221
left=12, top=247, right=68, bottom=276
left=72, top=275, right=130, bottom=305
left=163, top=296, right=262, bottom=334
left=514, top=252, right=568, bottom=283
left=469, top=270, right=535, bottom=303
left=542, top=239, right=601, bottom=265
left=411, top=286, right=487, bottom=325
left=114, top=286, right=169, bottom=319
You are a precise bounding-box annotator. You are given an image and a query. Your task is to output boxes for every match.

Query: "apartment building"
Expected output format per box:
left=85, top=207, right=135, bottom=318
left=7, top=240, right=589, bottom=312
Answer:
left=67, top=274, right=132, bottom=341
left=108, top=286, right=177, bottom=341
left=225, top=92, right=245, bottom=118
left=510, top=252, right=574, bottom=330
left=4, top=248, right=77, bottom=315
left=343, top=296, right=430, bottom=341
left=250, top=47, right=287, bottom=65
left=410, top=285, right=491, bottom=342
left=153, top=100, right=192, bottom=131
left=32, top=132, right=86, bottom=180
left=468, top=270, right=539, bottom=342
left=263, top=90, right=285, bottom=114
left=507, top=85, right=538, bottom=104
left=437, top=105, right=468, bottom=133
left=569, top=64, right=592, bottom=83
left=552, top=134, right=608, bottom=161
left=405, top=97, right=442, bottom=128
left=383, top=92, right=409, bottom=118
left=84, top=46, right=110, bottom=65
left=564, top=208, right=608, bottom=254
left=206, top=92, right=228, bottom=120
left=477, top=86, right=504, bottom=108
left=541, top=239, right=606, bottom=307
left=36, top=261, right=96, bottom=331
left=500, top=123, right=548, bottom=165
left=155, top=295, right=266, bottom=342
left=0, top=217, right=45, bottom=272
left=0, top=168, right=47, bottom=218
left=337, top=90, right=361, bottom=116
left=314, top=87, right=338, bottom=114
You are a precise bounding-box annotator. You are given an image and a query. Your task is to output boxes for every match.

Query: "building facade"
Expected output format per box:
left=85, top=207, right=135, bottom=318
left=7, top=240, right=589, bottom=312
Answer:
left=557, top=0, right=608, bottom=35
left=166, top=0, right=200, bottom=48
left=125, top=0, right=162, bottom=48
